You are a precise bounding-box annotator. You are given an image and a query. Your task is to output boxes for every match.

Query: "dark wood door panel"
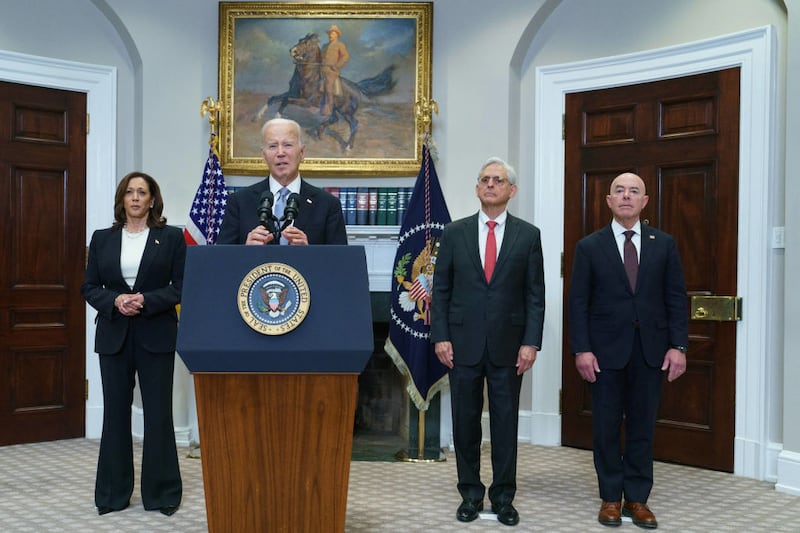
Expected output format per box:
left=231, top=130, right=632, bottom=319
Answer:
left=562, top=68, right=740, bottom=472
left=0, top=81, right=86, bottom=446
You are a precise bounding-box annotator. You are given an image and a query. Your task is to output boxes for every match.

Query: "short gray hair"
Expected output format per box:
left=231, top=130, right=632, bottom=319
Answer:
left=478, top=156, right=517, bottom=185
left=260, top=117, right=305, bottom=147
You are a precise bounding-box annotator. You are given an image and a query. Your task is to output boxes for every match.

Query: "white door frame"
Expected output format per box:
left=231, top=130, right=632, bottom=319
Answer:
left=0, top=48, right=117, bottom=439
left=527, top=26, right=776, bottom=481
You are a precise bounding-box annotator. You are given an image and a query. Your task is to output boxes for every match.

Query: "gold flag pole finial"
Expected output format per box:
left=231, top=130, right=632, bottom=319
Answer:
left=415, top=97, right=439, bottom=138
left=200, top=97, right=224, bottom=153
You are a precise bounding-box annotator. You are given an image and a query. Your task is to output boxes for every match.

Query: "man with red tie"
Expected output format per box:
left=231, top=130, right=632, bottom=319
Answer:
left=568, top=172, right=688, bottom=529
left=431, top=157, right=545, bottom=527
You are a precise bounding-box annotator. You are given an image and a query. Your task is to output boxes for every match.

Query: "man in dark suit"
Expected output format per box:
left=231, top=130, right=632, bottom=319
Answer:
left=431, top=157, right=545, bottom=527
left=568, top=172, right=688, bottom=530
left=217, top=117, right=347, bottom=245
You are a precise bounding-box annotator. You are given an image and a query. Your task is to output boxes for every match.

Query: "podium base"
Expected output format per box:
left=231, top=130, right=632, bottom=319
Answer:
left=195, top=373, right=357, bottom=533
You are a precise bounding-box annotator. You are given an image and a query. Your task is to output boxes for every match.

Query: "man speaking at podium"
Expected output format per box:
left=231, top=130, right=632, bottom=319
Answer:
left=217, top=118, right=347, bottom=246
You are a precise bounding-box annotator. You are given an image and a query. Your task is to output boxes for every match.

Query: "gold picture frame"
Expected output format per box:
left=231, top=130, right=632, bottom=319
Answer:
left=218, top=2, right=433, bottom=176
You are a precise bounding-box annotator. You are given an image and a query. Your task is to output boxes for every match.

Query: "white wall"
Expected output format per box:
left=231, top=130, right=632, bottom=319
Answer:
left=1, top=0, right=797, bottom=489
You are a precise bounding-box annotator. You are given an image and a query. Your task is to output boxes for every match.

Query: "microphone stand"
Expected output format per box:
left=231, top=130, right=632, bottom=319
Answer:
left=267, top=215, right=281, bottom=243
left=258, top=213, right=281, bottom=244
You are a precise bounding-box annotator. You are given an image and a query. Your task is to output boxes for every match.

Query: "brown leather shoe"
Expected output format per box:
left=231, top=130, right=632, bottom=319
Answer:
left=598, top=501, right=622, bottom=527
left=623, top=502, right=658, bottom=529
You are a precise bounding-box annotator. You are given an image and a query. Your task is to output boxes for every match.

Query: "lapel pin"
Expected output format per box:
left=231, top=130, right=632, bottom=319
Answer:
left=649, top=235, right=655, bottom=239
left=306, top=198, right=313, bottom=204
left=155, top=239, right=160, bottom=244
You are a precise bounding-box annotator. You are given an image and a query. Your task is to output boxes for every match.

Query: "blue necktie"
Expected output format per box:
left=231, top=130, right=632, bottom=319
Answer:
left=274, top=187, right=288, bottom=220
left=273, top=187, right=289, bottom=244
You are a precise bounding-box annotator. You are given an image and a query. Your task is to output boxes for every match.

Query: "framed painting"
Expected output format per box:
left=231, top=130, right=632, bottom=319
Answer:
left=218, top=2, right=433, bottom=176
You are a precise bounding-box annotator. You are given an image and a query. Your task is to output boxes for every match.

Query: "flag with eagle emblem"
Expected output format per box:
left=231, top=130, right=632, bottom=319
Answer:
left=385, top=143, right=451, bottom=411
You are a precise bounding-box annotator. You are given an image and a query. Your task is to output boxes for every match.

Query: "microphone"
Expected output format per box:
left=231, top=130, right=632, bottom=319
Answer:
left=281, top=193, right=301, bottom=224
left=257, top=190, right=274, bottom=229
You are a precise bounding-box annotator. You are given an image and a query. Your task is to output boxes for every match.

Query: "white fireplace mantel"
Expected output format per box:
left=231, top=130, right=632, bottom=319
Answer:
left=347, top=226, right=399, bottom=293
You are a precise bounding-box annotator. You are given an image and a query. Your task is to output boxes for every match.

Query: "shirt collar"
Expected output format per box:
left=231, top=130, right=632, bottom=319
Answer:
left=479, top=209, right=508, bottom=226
left=269, top=176, right=301, bottom=196
left=611, top=219, right=641, bottom=237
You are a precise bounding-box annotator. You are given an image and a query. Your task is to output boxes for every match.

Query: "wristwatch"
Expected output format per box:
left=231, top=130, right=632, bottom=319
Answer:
left=671, top=345, right=688, bottom=353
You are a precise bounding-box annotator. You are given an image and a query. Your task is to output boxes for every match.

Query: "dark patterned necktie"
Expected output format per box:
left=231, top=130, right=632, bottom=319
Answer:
left=624, top=230, right=638, bottom=290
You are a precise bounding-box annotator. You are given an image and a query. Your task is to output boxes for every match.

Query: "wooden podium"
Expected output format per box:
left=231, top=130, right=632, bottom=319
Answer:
left=177, top=245, right=374, bottom=533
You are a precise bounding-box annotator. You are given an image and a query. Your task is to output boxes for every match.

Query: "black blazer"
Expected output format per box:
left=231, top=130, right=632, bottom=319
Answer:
left=430, top=213, right=545, bottom=366
left=568, top=223, right=688, bottom=369
left=216, top=178, right=347, bottom=245
left=82, top=225, right=186, bottom=355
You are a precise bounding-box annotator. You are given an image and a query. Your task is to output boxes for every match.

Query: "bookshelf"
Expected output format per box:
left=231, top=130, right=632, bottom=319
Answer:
left=324, top=186, right=414, bottom=228
left=324, top=185, right=413, bottom=293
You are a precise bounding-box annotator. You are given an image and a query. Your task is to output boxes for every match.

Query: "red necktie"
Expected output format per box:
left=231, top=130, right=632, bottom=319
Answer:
left=484, top=221, right=497, bottom=282
left=623, top=230, right=638, bottom=290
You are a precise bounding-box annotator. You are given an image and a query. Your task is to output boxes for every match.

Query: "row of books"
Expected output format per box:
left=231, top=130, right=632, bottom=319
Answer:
left=324, top=187, right=414, bottom=226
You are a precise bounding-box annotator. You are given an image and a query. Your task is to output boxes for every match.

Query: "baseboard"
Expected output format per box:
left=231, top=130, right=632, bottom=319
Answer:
left=776, top=449, right=800, bottom=496
left=477, top=410, right=560, bottom=446
left=765, top=441, right=782, bottom=483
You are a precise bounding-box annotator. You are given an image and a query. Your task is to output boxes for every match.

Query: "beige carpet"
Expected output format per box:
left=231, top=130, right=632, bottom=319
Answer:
left=1, top=438, right=799, bottom=532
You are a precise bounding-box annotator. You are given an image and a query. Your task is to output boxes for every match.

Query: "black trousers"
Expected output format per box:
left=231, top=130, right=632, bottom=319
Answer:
left=95, top=320, right=182, bottom=510
left=449, top=348, right=522, bottom=506
left=590, top=330, right=663, bottom=503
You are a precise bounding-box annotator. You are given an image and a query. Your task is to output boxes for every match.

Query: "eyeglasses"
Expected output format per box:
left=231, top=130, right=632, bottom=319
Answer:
left=478, top=176, right=509, bottom=186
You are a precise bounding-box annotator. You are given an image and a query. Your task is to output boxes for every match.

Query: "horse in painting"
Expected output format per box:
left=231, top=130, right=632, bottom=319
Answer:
left=254, top=33, right=396, bottom=151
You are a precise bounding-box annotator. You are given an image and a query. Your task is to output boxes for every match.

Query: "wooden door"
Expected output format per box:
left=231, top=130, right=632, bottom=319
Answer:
left=0, top=81, right=86, bottom=445
left=561, top=68, right=740, bottom=471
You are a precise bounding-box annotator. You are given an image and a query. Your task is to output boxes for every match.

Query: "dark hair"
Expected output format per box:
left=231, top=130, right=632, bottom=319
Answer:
left=111, top=171, right=167, bottom=230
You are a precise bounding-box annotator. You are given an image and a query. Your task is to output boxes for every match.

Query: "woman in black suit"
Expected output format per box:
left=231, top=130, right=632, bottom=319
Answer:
left=82, top=171, right=185, bottom=516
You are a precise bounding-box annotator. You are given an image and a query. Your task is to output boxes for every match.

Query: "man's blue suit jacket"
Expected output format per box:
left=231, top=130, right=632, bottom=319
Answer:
left=568, top=223, right=688, bottom=369
left=217, top=178, right=347, bottom=245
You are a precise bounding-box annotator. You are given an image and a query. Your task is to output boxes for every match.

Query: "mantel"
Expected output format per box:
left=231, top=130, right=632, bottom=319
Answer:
left=346, top=226, right=399, bottom=293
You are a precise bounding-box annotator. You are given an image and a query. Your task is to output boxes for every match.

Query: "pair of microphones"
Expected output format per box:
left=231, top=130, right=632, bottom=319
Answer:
left=257, top=190, right=301, bottom=242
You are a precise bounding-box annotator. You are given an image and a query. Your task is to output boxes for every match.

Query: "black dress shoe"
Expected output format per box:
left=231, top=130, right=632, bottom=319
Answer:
left=159, top=506, right=178, bottom=516
left=456, top=499, right=483, bottom=522
left=492, top=503, right=520, bottom=526
left=97, top=502, right=129, bottom=516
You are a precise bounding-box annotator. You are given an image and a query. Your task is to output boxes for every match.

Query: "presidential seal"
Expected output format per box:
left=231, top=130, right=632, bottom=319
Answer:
left=237, top=262, right=310, bottom=335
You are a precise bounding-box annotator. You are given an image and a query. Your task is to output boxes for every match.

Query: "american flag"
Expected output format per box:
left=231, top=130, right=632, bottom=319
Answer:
left=183, top=148, right=228, bottom=245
